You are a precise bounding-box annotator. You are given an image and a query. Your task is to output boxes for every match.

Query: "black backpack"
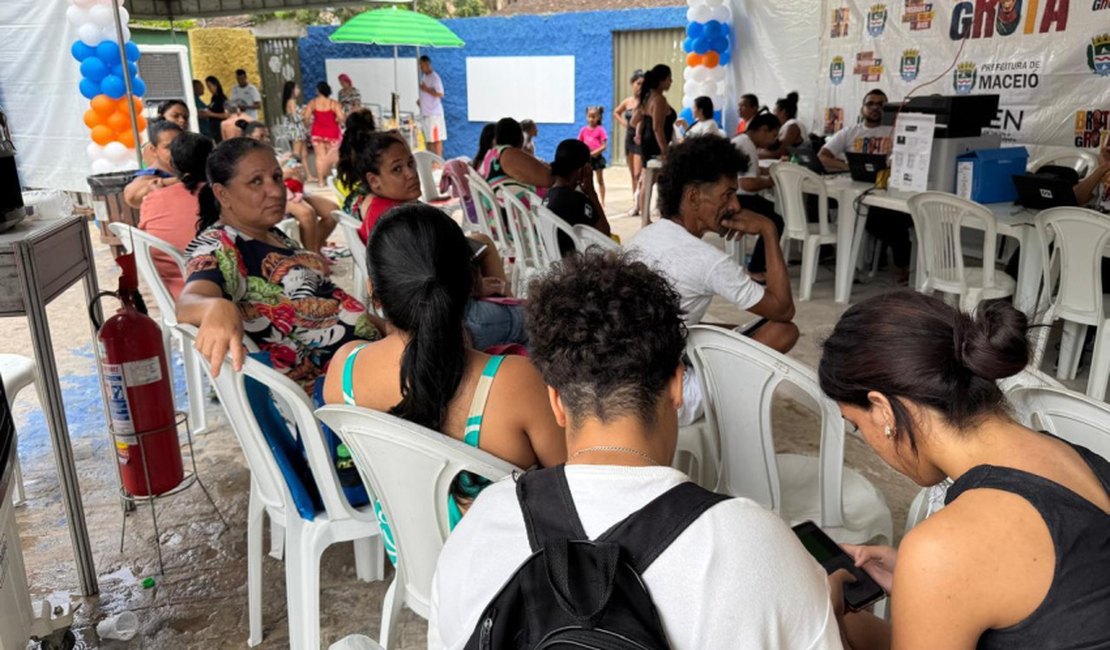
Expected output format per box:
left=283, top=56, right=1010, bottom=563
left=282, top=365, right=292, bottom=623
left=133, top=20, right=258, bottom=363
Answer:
left=463, top=465, right=729, bottom=649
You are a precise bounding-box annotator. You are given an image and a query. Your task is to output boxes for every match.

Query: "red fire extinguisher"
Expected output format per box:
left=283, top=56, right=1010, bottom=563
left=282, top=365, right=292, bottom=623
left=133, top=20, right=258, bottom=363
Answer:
left=89, top=253, right=183, bottom=497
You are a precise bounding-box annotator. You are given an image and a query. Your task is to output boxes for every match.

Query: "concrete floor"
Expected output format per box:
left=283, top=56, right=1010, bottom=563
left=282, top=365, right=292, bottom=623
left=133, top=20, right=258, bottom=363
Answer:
left=3, top=166, right=1088, bottom=648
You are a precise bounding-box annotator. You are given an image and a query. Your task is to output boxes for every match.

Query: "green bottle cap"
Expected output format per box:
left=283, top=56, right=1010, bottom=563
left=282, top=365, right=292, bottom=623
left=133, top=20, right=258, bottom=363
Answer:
left=142, top=577, right=156, bottom=589
left=337, top=444, right=351, bottom=459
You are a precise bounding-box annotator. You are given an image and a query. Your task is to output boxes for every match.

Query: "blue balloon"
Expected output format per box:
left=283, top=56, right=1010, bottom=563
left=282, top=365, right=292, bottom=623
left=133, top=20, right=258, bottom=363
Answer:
left=101, top=75, right=127, bottom=100
left=131, top=77, right=147, bottom=97
left=682, top=37, right=695, bottom=53
left=81, top=57, right=109, bottom=82
left=680, top=107, right=695, bottom=126
left=694, top=37, right=712, bottom=54
left=686, top=22, right=704, bottom=39
left=96, top=41, right=123, bottom=66
left=719, top=49, right=732, bottom=67
left=124, top=41, right=141, bottom=63
left=79, top=78, right=100, bottom=100
left=713, top=110, right=723, bottom=125
left=703, top=20, right=722, bottom=39
left=71, top=41, right=96, bottom=62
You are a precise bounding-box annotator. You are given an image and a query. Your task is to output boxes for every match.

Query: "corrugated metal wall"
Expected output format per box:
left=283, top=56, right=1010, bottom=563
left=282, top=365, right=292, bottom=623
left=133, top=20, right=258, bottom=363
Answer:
left=611, top=28, right=685, bottom=165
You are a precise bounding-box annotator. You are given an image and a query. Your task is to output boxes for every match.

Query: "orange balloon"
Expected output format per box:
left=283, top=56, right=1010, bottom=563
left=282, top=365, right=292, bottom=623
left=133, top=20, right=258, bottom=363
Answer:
left=91, top=125, right=114, bottom=146
left=91, top=95, right=116, bottom=118
left=83, top=109, right=101, bottom=130
left=107, top=112, right=130, bottom=132
left=136, top=115, right=147, bottom=131
left=118, top=129, right=135, bottom=148
left=704, top=51, right=720, bottom=68
left=686, top=52, right=703, bottom=67
left=118, top=96, right=143, bottom=114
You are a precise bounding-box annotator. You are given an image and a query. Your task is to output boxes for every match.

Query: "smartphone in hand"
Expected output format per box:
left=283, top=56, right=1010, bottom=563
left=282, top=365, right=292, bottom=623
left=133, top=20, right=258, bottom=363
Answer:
left=793, top=520, right=886, bottom=611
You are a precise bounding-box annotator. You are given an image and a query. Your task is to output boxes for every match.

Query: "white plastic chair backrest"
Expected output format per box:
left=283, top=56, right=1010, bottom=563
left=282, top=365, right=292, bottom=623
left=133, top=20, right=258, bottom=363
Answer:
left=997, top=366, right=1065, bottom=395
left=413, top=150, right=446, bottom=203
left=903, top=487, right=931, bottom=536
left=1028, top=150, right=1100, bottom=177
left=441, top=159, right=479, bottom=227
left=528, top=199, right=581, bottom=264
left=572, top=224, right=620, bottom=252
left=333, top=209, right=369, bottom=301
left=326, top=175, right=340, bottom=197
left=176, top=323, right=360, bottom=523
left=908, top=191, right=998, bottom=293
left=769, top=162, right=831, bottom=238
left=107, top=222, right=185, bottom=328
left=315, top=404, right=520, bottom=616
left=275, top=217, right=301, bottom=245
left=499, top=189, right=545, bottom=268
left=686, top=325, right=845, bottom=528
left=464, top=168, right=505, bottom=248
left=1008, top=386, right=1110, bottom=462
left=1035, top=207, right=1110, bottom=326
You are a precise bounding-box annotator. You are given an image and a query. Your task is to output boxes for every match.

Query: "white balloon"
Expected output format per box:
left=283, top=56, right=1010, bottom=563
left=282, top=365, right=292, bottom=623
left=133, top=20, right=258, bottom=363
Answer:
left=103, top=141, right=128, bottom=164
left=682, top=95, right=694, bottom=109
left=717, top=80, right=730, bottom=96
left=91, top=158, right=113, bottom=175
left=683, top=80, right=698, bottom=97
left=101, top=24, right=130, bottom=42
left=691, top=66, right=711, bottom=83
left=683, top=66, right=697, bottom=82
left=89, top=4, right=113, bottom=27
left=686, top=0, right=708, bottom=6
left=66, top=5, right=88, bottom=25
left=691, top=5, right=712, bottom=23
left=706, top=66, right=726, bottom=82
left=710, top=5, right=731, bottom=23
left=713, top=95, right=726, bottom=110
left=698, top=81, right=716, bottom=96
left=113, top=158, right=138, bottom=172
left=71, top=0, right=96, bottom=8
left=86, top=143, right=104, bottom=161
left=704, top=0, right=725, bottom=6
left=77, top=23, right=101, bottom=46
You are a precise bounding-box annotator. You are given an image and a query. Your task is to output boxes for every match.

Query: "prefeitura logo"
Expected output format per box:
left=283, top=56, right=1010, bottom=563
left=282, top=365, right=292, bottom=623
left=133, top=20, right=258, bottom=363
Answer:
left=900, top=49, right=921, bottom=82
left=954, top=61, right=977, bottom=94
left=867, top=4, right=888, bottom=36
left=830, top=56, right=846, bottom=84
left=1089, top=33, right=1110, bottom=77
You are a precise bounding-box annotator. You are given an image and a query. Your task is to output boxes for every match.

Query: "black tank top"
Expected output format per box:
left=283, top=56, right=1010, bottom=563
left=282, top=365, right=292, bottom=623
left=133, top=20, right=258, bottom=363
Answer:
left=944, top=438, right=1110, bottom=649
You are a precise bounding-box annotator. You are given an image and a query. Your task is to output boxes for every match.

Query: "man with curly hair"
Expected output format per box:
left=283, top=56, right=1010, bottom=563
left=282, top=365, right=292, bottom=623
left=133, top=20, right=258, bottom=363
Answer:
left=428, top=252, right=843, bottom=649
left=628, top=134, right=798, bottom=355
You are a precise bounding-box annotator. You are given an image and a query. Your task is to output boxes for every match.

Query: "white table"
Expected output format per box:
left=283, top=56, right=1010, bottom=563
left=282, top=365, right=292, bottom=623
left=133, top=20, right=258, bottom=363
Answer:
left=822, top=177, right=1042, bottom=313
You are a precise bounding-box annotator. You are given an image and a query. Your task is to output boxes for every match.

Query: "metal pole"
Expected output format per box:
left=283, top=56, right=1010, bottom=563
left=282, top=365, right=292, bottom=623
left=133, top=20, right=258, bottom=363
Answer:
left=109, top=0, right=143, bottom=169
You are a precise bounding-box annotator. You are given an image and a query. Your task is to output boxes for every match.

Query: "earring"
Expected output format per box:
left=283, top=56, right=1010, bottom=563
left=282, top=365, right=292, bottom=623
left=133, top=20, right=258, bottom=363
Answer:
left=884, top=424, right=894, bottom=439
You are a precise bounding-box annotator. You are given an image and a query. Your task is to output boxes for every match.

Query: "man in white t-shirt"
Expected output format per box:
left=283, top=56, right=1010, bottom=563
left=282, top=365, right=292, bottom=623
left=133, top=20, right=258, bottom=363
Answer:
left=628, top=134, right=798, bottom=354
left=418, top=55, right=447, bottom=157
left=229, top=69, right=262, bottom=120
left=428, top=252, right=844, bottom=650
left=732, top=112, right=785, bottom=281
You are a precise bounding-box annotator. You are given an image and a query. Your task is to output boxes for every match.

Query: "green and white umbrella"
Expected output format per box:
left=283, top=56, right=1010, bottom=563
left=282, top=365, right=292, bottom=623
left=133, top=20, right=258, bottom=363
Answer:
left=330, top=6, right=464, bottom=100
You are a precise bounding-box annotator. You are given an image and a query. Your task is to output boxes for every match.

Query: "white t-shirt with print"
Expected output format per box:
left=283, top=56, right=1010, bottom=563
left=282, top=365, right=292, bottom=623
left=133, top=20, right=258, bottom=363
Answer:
left=428, top=465, right=844, bottom=650
left=628, top=218, right=764, bottom=323
left=229, top=83, right=261, bottom=119
left=733, top=133, right=762, bottom=196
left=822, top=124, right=893, bottom=160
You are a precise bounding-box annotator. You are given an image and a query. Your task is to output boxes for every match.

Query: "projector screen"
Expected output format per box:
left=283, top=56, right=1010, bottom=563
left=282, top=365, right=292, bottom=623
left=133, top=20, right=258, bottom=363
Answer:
left=466, top=56, right=576, bottom=124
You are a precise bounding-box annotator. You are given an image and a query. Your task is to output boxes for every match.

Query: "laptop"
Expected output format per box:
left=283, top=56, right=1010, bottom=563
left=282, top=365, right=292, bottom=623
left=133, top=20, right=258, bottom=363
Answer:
left=788, top=146, right=830, bottom=175
left=1012, top=174, right=1078, bottom=210
left=846, top=152, right=889, bottom=183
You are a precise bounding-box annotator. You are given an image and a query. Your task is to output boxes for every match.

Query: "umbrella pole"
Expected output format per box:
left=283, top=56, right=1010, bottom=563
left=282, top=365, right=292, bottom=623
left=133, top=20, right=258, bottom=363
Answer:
left=111, top=0, right=143, bottom=169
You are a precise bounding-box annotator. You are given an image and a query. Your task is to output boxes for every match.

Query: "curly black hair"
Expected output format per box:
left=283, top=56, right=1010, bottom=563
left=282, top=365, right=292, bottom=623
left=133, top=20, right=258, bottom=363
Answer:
left=657, top=134, right=749, bottom=219
left=524, top=251, right=687, bottom=426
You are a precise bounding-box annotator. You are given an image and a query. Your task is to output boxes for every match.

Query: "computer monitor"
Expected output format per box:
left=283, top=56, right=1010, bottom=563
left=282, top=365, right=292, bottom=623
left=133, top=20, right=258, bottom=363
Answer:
left=882, top=94, right=1000, bottom=138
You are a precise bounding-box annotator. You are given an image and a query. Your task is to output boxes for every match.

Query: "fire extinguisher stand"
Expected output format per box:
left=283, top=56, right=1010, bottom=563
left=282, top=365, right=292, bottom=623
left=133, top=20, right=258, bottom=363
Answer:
left=108, top=411, right=227, bottom=575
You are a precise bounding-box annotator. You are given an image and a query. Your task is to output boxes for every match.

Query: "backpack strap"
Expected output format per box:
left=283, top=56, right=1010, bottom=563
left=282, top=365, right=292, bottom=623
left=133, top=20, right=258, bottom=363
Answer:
left=597, top=482, right=729, bottom=574
left=516, top=465, right=588, bottom=552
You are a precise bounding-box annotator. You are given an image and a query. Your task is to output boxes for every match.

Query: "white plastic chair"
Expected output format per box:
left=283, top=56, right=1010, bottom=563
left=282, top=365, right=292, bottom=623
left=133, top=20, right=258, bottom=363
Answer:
left=907, top=192, right=1015, bottom=312
left=0, top=354, right=36, bottom=506
left=572, top=224, right=620, bottom=252
left=314, top=405, right=521, bottom=649
left=413, top=150, right=449, bottom=203
left=499, top=190, right=548, bottom=296
left=686, top=325, right=893, bottom=544
left=1008, top=385, right=1110, bottom=460
left=176, top=325, right=385, bottom=650
left=530, top=200, right=582, bottom=263
left=108, top=223, right=208, bottom=435
left=769, top=163, right=838, bottom=301
left=464, top=169, right=511, bottom=258
left=333, top=209, right=370, bottom=307
left=275, top=217, right=302, bottom=246
left=1030, top=207, right=1110, bottom=400
left=1028, top=150, right=1101, bottom=177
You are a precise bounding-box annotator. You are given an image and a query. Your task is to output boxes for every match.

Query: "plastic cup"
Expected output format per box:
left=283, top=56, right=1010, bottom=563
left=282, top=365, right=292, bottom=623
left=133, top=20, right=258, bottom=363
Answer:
left=96, top=610, right=139, bottom=641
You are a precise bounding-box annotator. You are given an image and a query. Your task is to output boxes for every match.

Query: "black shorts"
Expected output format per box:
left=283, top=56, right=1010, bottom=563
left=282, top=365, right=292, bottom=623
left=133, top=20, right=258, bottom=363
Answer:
left=590, top=155, right=607, bottom=171
left=625, top=132, right=641, bottom=156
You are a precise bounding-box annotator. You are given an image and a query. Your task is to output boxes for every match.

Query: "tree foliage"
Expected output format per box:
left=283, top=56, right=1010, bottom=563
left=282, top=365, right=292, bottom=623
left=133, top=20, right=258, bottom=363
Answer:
left=252, top=1, right=486, bottom=26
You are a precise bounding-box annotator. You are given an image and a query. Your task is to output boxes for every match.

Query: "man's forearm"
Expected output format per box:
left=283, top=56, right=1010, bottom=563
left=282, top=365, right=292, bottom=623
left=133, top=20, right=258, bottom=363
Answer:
left=760, top=224, right=795, bottom=321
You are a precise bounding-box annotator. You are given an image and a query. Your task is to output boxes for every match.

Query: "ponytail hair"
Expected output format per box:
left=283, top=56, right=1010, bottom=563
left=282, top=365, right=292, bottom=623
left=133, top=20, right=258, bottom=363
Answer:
left=336, top=129, right=407, bottom=197
left=367, top=204, right=474, bottom=431
left=170, top=131, right=213, bottom=193
left=196, top=136, right=273, bottom=234
left=775, top=91, right=800, bottom=120
left=639, top=64, right=672, bottom=105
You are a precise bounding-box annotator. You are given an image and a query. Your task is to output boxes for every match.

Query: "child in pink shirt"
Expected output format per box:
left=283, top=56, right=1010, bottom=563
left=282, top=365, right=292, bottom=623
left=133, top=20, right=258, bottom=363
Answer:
left=578, top=106, right=608, bottom=205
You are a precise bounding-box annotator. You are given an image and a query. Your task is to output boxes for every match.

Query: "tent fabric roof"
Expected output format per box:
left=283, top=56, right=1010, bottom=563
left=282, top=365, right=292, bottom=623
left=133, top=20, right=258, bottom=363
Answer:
left=123, top=0, right=401, bottom=21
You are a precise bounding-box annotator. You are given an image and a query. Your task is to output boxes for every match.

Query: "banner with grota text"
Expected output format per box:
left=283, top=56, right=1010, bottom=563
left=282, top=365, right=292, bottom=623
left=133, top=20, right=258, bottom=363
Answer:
left=814, top=0, right=1110, bottom=153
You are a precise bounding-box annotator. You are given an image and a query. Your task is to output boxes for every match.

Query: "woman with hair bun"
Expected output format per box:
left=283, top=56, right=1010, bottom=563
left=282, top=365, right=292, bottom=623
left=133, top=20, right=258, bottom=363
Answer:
left=760, top=91, right=806, bottom=159
left=819, top=291, right=1110, bottom=649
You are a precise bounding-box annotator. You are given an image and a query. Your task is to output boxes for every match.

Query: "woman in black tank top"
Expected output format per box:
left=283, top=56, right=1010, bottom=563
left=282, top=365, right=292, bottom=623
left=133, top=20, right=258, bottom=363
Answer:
left=818, top=291, right=1110, bottom=650
left=635, top=64, right=676, bottom=220
left=614, top=70, right=644, bottom=217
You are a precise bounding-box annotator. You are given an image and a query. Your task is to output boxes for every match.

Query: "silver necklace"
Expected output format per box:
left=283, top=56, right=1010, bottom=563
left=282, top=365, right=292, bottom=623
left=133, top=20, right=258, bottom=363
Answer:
left=569, top=445, right=657, bottom=464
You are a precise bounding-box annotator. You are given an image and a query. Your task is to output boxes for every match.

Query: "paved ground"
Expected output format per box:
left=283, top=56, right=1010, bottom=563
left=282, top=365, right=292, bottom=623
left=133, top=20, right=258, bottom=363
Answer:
left=4, top=166, right=1087, bottom=648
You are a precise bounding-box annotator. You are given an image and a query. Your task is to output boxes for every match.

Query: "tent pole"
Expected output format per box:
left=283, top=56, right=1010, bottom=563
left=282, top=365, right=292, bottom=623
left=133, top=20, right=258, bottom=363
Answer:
left=111, top=1, right=143, bottom=169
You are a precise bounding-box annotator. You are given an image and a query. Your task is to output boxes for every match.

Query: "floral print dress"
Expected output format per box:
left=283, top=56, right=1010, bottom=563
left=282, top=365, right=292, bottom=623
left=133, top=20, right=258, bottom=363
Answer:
left=185, top=224, right=380, bottom=390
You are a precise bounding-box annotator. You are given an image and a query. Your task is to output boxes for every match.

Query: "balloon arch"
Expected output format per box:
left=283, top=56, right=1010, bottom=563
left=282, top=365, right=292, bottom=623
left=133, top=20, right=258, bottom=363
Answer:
left=680, top=0, right=733, bottom=128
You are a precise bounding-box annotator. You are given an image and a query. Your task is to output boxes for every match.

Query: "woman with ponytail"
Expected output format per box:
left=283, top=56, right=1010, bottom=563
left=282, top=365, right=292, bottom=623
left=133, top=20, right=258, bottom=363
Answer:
left=632, top=63, right=676, bottom=219
left=323, top=204, right=564, bottom=532
left=137, top=131, right=212, bottom=299
left=177, top=137, right=382, bottom=390
left=819, top=291, right=1110, bottom=649
left=760, top=91, right=806, bottom=159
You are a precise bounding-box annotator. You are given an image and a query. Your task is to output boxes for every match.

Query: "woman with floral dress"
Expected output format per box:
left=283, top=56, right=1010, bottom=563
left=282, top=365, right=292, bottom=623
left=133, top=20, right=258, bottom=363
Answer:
left=177, top=137, right=381, bottom=389
left=281, top=81, right=311, bottom=181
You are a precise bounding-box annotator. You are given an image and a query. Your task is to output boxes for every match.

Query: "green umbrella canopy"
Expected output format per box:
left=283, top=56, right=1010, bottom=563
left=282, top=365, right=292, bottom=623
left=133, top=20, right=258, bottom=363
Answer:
left=330, top=6, right=465, bottom=47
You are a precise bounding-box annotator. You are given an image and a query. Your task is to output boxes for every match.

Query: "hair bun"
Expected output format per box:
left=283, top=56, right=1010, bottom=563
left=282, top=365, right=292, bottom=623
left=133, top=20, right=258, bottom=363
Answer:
left=954, top=300, right=1029, bottom=380
left=786, top=91, right=799, bottom=104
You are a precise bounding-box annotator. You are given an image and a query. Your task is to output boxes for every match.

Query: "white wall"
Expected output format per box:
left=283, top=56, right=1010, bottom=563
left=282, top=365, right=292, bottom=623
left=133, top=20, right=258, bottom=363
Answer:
left=325, top=57, right=419, bottom=117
